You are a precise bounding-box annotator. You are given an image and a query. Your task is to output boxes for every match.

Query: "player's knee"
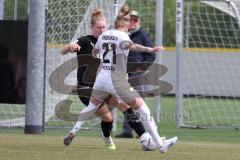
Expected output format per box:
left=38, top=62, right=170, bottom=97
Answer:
left=127, top=97, right=144, bottom=110
left=117, top=102, right=130, bottom=112
left=101, top=112, right=113, bottom=122
left=106, top=96, right=118, bottom=106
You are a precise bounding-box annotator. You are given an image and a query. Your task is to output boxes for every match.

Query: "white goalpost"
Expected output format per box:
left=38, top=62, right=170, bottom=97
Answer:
left=176, top=0, right=240, bottom=129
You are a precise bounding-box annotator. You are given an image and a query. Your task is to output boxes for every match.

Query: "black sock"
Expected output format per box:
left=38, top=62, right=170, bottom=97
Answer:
left=101, top=121, right=113, bottom=137
left=123, top=108, right=145, bottom=137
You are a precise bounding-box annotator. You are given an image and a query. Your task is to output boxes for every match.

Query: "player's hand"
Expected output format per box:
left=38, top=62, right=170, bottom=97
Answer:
left=152, top=45, right=165, bottom=52
left=69, top=44, right=81, bottom=52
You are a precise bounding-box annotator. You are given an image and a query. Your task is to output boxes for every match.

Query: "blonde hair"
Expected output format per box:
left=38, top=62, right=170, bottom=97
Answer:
left=114, top=4, right=130, bottom=29
left=91, top=8, right=105, bottom=26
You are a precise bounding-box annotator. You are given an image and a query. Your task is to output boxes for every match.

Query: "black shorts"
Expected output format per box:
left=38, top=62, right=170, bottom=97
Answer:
left=77, top=84, right=91, bottom=106
left=79, top=96, right=90, bottom=106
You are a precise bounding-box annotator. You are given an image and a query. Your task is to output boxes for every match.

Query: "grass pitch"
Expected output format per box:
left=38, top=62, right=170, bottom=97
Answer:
left=1, top=127, right=240, bottom=160
left=1, top=96, right=240, bottom=160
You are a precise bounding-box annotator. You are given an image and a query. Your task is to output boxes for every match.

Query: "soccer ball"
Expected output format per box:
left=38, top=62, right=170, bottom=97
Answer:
left=139, top=132, right=158, bottom=151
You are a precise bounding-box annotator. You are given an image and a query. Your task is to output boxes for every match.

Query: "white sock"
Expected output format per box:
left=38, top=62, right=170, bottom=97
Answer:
left=70, top=101, right=98, bottom=134
left=80, top=101, right=98, bottom=115
left=136, top=102, right=163, bottom=147
left=70, top=121, right=85, bottom=134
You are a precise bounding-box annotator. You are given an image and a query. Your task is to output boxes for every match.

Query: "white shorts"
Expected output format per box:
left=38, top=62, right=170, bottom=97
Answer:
left=92, top=76, right=140, bottom=103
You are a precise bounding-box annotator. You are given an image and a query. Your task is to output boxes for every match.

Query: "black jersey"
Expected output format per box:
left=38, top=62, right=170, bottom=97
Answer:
left=76, top=35, right=100, bottom=87
left=77, top=35, right=97, bottom=57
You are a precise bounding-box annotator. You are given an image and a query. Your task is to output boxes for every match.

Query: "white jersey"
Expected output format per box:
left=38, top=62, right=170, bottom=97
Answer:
left=94, top=29, right=131, bottom=78
left=92, top=29, right=139, bottom=102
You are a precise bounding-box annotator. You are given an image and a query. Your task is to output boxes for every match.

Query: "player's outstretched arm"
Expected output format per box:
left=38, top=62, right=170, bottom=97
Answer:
left=130, top=43, right=164, bottom=53
left=60, top=44, right=81, bottom=55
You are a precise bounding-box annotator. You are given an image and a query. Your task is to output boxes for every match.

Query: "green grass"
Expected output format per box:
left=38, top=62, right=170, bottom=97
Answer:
left=1, top=127, right=240, bottom=160
left=1, top=96, right=240, bottom=159
left=1, top=109, right=240, bottom=160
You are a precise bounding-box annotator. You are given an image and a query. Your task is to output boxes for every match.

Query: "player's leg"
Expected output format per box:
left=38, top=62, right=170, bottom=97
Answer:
left=90, top=89, right=118, bottom=149
left=89, top=94, right=145, bottom=150
left=113, top=81, right=163, bottom=147
left=105, top=90, right=159, bottom=151
left=127, top=98, right=162, bottom=143
left=65, top=84, right=96, bottom=139
left=116, top=101, right=145, bottom=138
left=64, top=82, right=109, bottom=138
left=96, top=107, right=113, bottom=138
left=63, top=95, right=89, bottom=146
left=128, top=98, right=178, bottom=153
left=115, top=81, right=177, bottom=153
left=69, top=97, right=90, bottom=134
left=95, top=106, right=116, bottom=150
left=104, top=96, right=145, bottom=138
left=64, top=97, right=102, bottom=146
left=113, top=81, right=161, bottom=141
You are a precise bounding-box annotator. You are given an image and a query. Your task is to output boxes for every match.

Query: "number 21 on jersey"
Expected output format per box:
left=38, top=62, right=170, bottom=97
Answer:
left=102, top=43, right=116, bottom=64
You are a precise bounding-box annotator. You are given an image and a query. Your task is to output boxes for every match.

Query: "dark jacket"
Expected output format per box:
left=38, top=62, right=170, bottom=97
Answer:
left=128, top=28, right=156, bottom=71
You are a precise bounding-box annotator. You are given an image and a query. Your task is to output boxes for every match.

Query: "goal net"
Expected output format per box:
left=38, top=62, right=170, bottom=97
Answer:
left=179, top=0, right=240, bottom=128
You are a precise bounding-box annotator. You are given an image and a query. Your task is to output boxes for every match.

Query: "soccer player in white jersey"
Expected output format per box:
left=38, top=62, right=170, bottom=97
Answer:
left=62, top=8, right=148, bottom=150
left=90, top=5, right=178, bottom=153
